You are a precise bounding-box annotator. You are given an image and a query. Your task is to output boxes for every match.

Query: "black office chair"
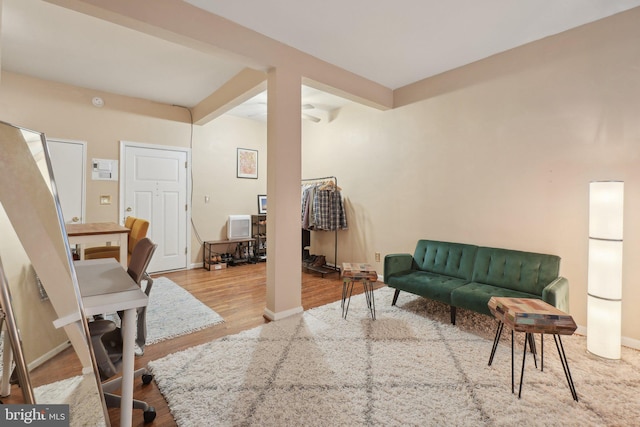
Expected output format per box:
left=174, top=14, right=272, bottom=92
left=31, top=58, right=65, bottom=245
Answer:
left=89, top=237, right=158, bottom=423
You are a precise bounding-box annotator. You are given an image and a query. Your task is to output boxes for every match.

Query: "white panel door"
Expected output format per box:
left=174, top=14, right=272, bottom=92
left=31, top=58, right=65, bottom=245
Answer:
left=122, top=144, right=189, bottom=273
left=46, top=139, right=86, bottom=224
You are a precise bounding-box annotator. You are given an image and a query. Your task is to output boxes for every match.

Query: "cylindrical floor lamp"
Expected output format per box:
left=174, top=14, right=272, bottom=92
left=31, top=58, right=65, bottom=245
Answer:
left=587, top=181, right=624, bottom=359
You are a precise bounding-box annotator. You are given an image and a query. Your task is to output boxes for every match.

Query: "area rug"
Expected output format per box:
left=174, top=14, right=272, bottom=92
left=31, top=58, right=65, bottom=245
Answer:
left=34, top=374, right=107, bottom=427
left=128, top=276, right=224, bottom=345
left=148, top=287, right=640, bottom=426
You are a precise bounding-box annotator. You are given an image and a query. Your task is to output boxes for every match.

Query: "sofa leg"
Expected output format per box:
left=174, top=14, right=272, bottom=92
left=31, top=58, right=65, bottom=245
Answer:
left=450, top=306, right=456, bottom=325
left=392, top=289, right=400, bottom=306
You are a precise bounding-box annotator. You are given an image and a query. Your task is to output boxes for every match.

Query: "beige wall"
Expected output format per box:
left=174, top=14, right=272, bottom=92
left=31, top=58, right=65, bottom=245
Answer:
left=0, top=72, right=192, bottom=223
left=191, top=115, right=267, bottom=247
left=0, top=71, right=266, bottom=261
left=2, top=5, right=639, bottom=362
left=303, top=9, right=640, bottom=344
left=0, top=211, right=67, bottom=365
left=0, top=72, right=267, bottom=360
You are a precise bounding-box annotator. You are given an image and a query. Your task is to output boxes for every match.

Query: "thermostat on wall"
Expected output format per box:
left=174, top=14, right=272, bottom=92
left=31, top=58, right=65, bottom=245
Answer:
left=92, top=158, right=118, bottom=181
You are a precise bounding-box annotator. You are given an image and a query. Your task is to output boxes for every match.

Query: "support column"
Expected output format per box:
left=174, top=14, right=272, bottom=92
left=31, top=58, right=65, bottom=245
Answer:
left=263, top=67, right=303, bottom=320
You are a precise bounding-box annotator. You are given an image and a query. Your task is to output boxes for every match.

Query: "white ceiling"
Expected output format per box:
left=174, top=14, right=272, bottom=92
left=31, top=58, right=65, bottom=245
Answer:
left=2, top=0, right=639, bottom=119
left=1, top=0, right=245, bottom=107
left=186, top=0, right=640, bottom=90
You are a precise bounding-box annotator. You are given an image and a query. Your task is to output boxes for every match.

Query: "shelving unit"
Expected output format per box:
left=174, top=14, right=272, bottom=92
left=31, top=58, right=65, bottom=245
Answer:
left=252, top=214, right=267, bottom=262
left=203, top=238, right=256, bottom=270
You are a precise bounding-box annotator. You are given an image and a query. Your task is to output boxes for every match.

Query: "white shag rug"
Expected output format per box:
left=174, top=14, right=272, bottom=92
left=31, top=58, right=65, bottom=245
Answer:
left=148, top=287, right=640, bottom=426
left=34, top=374, right=106, bottom=427
left=143, top=276, right=224, bottom=344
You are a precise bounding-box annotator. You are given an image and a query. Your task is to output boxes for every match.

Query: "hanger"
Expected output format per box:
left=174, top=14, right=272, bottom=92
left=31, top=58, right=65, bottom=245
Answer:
left=318, top=181, right=341, bottom=191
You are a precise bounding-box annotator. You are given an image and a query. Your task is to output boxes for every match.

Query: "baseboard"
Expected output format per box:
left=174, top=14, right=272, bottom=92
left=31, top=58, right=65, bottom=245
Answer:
left=622, top=336, right=640, bottom=350
left=575, top=324, right=639, bottom=351
left=28, top=341, right=71, bottom=371
left=263, top=305, right=303, bottom=321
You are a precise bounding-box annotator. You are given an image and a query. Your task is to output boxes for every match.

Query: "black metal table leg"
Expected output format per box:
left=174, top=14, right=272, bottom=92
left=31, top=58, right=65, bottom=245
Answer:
left=511, top=329, right=514, bottom=394
left=366, top=280, right=376, bottom=320
left=342, top=280, right=355, bottom=319
left=362, top=280, right=376, bottom=320
left=554, top=335, right=578, bottom=402
left=362, top=280, right=369, bottom=309
left=488, top=321, right=504, bottom=366
left=541, top=333, right=544, bottom=371
left=341, top=279, right=347, bottom=309
left=342, top=278, right=376, bottom=320
left=528, top=333, right=538, bottom=369
left=518, top=332, right=530, bottom=398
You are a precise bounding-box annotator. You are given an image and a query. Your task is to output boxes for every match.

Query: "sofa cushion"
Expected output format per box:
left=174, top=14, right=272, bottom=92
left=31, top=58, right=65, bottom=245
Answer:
left=471, top=247, right=560, bottom=296
left=413, top=240, right=478, bottom=281
left=386, top=271, right=469, bottom=305
left=450, top=282, right=541, bottom=316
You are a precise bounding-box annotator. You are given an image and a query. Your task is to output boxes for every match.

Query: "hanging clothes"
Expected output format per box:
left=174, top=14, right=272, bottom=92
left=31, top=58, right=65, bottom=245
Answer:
left=313, top=187, right=347, bottom=231
left=301, top=184, right=316, bottom=230
left=301, top=181, right=347, bottom=231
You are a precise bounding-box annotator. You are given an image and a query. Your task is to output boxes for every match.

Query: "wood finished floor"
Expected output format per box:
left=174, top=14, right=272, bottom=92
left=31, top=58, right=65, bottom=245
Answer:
left=5, top=263, right=384, bottom=426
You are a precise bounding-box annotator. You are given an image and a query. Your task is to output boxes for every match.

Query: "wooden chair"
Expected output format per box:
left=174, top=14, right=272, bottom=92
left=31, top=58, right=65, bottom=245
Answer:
left=84, top=217, right=149, bottom=265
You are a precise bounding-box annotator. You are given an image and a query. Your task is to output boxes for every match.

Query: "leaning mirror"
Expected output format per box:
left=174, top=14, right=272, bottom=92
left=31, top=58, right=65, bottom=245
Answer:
left=0, top=121, right=108, bottom=425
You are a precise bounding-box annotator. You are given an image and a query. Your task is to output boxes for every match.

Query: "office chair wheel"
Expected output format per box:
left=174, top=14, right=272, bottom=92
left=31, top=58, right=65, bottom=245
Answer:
left=143, top=407, right=156, bottom=423
left=142, top=373, right=154, bottom=385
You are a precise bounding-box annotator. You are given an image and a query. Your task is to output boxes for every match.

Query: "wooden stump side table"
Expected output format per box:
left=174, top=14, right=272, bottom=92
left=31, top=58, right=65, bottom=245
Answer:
left=487, top=297, right=578, bottom=401
left=341, top=263, right=378, bottom=320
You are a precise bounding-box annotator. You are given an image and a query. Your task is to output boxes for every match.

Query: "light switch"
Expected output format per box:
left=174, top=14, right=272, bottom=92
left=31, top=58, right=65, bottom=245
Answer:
left=100, top=195, right=112, bottom=205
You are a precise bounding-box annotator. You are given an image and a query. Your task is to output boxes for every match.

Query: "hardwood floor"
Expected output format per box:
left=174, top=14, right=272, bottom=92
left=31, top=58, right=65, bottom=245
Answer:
left=5, top=263, right=384, bottom=426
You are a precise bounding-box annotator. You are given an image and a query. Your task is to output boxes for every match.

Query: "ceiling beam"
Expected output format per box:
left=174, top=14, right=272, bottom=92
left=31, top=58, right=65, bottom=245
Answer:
left=192, top=68, right=266, bottom=125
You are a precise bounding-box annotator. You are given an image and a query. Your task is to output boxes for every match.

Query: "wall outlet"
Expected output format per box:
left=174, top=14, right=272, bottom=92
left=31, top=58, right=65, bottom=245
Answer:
left=375, top=252, right=381, bottom=262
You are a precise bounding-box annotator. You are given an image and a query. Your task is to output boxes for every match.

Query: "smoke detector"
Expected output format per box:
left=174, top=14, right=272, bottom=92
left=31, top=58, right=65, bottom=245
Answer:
left=92, top=97, right=104, bottom=108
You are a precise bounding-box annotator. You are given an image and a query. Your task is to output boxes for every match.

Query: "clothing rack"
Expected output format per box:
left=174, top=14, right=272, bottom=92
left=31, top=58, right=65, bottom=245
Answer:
left=301, top=175, right=341, bottom=276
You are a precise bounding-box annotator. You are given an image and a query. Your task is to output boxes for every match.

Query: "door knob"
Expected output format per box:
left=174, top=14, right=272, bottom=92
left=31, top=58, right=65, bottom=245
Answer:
left=126, top=207, right=133, bottom=212
left=71, top=217, right=80, bottom=223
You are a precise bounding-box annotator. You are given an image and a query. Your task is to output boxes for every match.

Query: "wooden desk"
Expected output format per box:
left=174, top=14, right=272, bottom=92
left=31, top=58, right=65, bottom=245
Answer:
left=75, top=258, right=148, bottom=427
left=67, top=222, right=130, bottom=268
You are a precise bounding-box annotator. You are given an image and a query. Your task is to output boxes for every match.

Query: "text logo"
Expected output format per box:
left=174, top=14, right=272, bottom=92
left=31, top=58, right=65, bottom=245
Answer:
left=1, top=405, right=69, bottom=426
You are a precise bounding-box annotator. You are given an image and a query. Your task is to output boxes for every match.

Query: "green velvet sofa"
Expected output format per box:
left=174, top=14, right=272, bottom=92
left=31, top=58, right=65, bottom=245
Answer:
left=384, top=240, right=569, bottom=324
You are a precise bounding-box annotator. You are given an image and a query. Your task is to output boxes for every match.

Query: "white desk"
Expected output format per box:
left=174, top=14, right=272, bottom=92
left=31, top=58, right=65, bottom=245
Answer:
left=74, top=258, right=148, bottom=427
left=67, top=222, right=130, bottom=268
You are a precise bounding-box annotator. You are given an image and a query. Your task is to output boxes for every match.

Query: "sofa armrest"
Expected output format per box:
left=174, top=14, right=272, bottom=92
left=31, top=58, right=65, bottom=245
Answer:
left=542, top=276, right=570, bottom=313
left=383, top=254, right=415, bottom=283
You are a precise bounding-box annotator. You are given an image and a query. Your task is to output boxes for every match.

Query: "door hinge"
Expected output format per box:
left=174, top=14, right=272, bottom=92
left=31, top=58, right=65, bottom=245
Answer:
left=185, top=161, right=188, bottom=168
left=185, top=247, right=188, bottom=255
left=185, top=204, right=188, bottom=211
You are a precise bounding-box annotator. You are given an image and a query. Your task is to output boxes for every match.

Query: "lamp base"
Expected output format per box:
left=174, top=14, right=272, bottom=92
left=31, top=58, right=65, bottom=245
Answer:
left=586, top=295, right=621, bottom=359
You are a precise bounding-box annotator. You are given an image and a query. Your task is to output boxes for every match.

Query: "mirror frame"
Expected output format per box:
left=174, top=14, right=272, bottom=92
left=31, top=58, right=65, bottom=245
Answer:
left=0, top=255, right=34, bottom=402
left=0, top=120, right=108, bottom=423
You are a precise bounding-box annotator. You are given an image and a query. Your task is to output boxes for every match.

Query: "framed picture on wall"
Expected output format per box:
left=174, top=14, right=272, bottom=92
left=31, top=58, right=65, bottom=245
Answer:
left=237, top=148, right=258, bottom=179
left=258, top=194, right=267, bottom=214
